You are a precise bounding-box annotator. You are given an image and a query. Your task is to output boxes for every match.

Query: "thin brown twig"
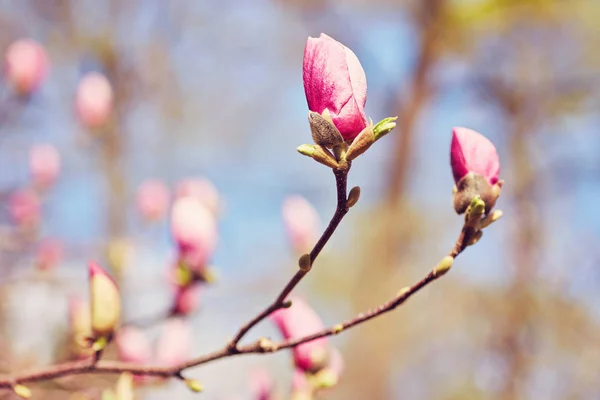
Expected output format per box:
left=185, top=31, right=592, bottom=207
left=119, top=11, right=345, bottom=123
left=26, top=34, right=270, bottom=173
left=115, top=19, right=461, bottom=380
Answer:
left=0, top=215, right=479, bottom=391
left=227, top=167, right=351, bottom=351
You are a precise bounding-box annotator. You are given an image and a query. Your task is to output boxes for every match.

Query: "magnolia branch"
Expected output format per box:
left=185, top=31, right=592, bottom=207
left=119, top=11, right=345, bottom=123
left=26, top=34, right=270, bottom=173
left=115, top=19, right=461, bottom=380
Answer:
left=0, top=196, right=486, bottom=394
left=228, top=167, right=351, bottom=350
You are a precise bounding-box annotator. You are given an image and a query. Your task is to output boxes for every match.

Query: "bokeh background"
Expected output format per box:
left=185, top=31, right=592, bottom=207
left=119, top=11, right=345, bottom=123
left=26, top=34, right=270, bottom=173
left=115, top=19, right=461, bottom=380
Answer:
left=1, top=0, right=600, bottom=399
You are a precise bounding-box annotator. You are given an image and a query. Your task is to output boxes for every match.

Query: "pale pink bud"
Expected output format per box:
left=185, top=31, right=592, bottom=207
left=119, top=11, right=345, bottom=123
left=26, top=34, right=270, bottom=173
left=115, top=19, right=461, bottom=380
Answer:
left=249, top=369, right=275, bottom=400
left=170, top=197, right=218, bottom=268
left=171, top=284, right=202, bottom=316
left=4, top=38, right=49, bottom=95
left=282, top=196, right=320, bottom=255
left=115, top=326, right=152, bottom=364
left=75, top=72, right=113, bottom=128
left=29, top=144, right=61, bottom=189
left=303, top=33, right=367, bottom=140
left=36, top=238, right=63, bottom=271
left=9, top=189, right=41, bottom=228
left=450, top=127, right=500, bottom=185
left=175, top=177, right=220, bottom=215
left=68, top=295, right=93, bottom=359
left=68, top=295, right=91, bottom=339
left=155, top=318, right=192, bottom=366
left=270, top=297, right=329, bottom=372
left=88, top=261, right=121, bottom=337
left=136, top=180, right=169, bottom=221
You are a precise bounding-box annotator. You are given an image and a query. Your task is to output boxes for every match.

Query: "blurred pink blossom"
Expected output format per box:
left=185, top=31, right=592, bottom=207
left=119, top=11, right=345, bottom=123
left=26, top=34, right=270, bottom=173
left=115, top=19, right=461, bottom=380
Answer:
left=171, top=284, right=202, bottom=316
left=75, top=72, right=113, bottom=128
left=155, top=318, right=192, bottom=366
left=282, top=196, right=320, bottom=255
left=249, top=369, right=275, bottom=400
left=270, top=297, right=329, bottom=372
left=115, top=326, right=152, bottom=364
left=36, top=238, right=63, bottom=271
left=175, top=178, right=220, bottom=215
left=29, top=144, right=61, bottom=189
left=303, top=33, right=367, bottom=140
left=136, top=180, right=170, bottom=221
left=170, top=196, right=218, bottom=268
left=450, top=127, right=500, bottom=185
left=9, top=189, right=41, bottom=228
left=3, top=38, right=49, bottom=95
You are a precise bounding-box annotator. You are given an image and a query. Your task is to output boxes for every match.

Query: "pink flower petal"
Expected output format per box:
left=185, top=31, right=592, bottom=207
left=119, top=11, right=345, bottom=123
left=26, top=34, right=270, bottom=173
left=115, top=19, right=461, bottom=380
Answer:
left=450, top=127, right=500, bottom=185
left=303, top=33, right=367, bottom=140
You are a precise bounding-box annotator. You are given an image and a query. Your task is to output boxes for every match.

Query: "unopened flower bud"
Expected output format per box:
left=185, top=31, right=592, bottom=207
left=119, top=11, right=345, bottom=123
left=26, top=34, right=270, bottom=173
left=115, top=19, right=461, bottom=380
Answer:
left=155, top=318, right=192, bottom=366
left=89, top=261, right=120, bottom=338
left=29, top=144, right=60, bottom=190
left=282, top=196, right=320, bottom=255
left=304, top=34, right=367, bottom=141
left=136, top=179, right=169, bottom=221
left=4, top=38, right=49, bottom=95
left=450, top=128, right=502, bottom=214
left=75, top=72, right=113, bottom=129
left=270, top=297, right=329, bottom=372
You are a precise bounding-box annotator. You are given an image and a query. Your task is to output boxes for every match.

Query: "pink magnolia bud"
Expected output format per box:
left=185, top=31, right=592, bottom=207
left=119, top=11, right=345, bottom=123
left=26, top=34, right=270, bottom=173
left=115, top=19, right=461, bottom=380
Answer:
left=75, top=72, right=113, bottom=129
left=450, top=127, right=500, bottom=185
left=171, top=283, right=202, bottom=316
left=155, top=318, right=192, bottom=366
left=68, top=295, right=93, bottom=359
left=170, top=197, right=218, bottom=268
left=136, top=180, right=170, bottom=221
left=115, top=327, right=152, bottom=364
left=88, top=261, right=121, bottom=337
left=9, top=189, right=41, bottom=228
left=249, top=369, right=275, bottom=400
left=3, top=38, right=49, bottom=95
left=36, top=238, right=63, bottom=271
left=303, top=33, right=367, bottom=140
left=282, top=196, right=320, bottom=255
left=175, top=178, right=220, bottom=215
left=450, top=127, right=502, bottom=214
left=29, top=144, right=61, bottom=189
left=270, top=297, right=329, bottom=372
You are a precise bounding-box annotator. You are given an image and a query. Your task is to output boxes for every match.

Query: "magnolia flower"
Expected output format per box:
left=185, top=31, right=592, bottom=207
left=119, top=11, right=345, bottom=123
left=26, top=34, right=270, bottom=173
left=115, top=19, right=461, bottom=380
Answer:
left=29, top=144, right=61, bottom=189
left=3, top=38, right=49, bottom=95
left=35, top=238, right=63, bottom=271
left=75, top=72, right=113, bottom=128
left=282, top=196, right=320, bottom=255
left=303, top=33, right=367, bottom=140
left=451, top=127, right=500, bottom=185
left=175, top=178, right=220, bottom=215
left=155, top=318, right=192, bottom=366
left=136, top=179, right=170, bottom=221
left=270, top=297, right=329, bottom=372
left=115, top=326, right=152, bottom=364
left=89, top=261, right=120, bottom=338
left=170, top=196, right=218, bottom=269
left=450, top=127, right=502, bottom=214
left=9, top=189, right=41, bottom=228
